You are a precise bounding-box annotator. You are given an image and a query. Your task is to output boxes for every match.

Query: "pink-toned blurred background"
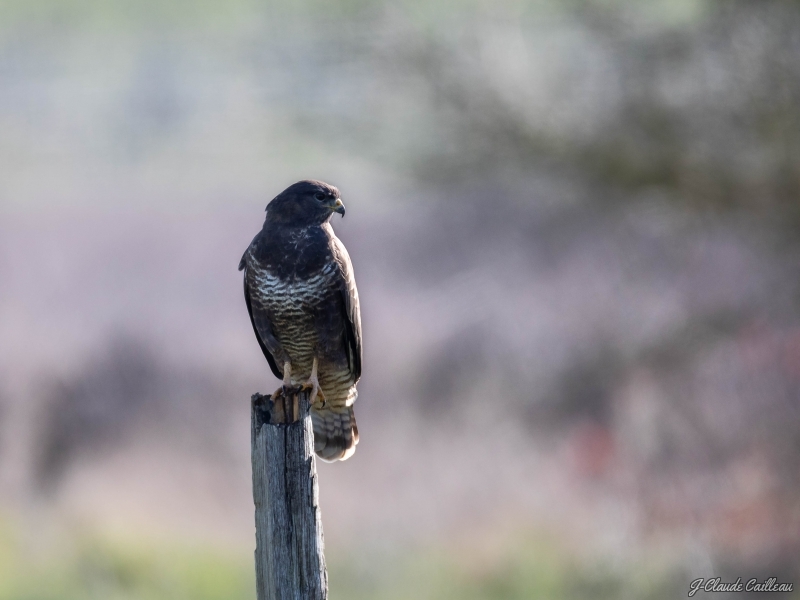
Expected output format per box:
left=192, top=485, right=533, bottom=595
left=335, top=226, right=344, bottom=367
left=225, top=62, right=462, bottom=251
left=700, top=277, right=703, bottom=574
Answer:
left=1, top=1, right=798, bottom=598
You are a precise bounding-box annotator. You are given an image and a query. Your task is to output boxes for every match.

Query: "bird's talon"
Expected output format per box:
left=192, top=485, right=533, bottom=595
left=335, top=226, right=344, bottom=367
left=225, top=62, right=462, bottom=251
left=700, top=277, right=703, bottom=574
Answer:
left=300, top=383, right=326, bottom=408
left=313, top=391, right=327, bottom=409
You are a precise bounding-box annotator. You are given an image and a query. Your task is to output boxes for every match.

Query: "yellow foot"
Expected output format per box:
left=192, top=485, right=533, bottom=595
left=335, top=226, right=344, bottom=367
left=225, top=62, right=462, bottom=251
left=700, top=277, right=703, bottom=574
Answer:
left=271, top=384, right=299, bottom=403
left=272, top=360, right=295, bottom=401
left=301, top=357, right=326, bottom=408
left=269, top=360, right=303, bottom=422
left=300, top=381, right=326, bottom=408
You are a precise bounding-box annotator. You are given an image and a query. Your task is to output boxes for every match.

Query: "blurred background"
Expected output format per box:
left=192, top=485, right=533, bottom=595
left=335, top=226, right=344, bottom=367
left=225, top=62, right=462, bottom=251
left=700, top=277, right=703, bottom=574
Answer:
left=1, top=0, right=799, bottom=598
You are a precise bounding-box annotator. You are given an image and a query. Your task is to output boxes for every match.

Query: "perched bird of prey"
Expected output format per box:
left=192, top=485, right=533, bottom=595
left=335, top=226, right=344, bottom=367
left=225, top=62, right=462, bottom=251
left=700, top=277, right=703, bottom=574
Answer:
left=239, top=180, right=362, bottom=461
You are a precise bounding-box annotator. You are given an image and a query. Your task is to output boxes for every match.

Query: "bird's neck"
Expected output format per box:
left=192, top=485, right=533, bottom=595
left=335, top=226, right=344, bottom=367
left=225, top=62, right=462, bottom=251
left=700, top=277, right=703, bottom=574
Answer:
left=257, top=222, right=333, bottom=279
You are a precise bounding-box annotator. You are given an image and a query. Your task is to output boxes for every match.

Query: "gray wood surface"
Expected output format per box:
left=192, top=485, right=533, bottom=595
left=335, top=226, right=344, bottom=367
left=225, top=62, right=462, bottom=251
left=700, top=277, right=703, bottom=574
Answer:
left=251, top=390, right=328, bottom=600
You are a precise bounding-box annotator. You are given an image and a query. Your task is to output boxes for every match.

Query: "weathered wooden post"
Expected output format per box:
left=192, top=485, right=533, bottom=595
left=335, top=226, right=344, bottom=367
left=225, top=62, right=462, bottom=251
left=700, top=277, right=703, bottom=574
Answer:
left=251, top=389, right=328, bottom=600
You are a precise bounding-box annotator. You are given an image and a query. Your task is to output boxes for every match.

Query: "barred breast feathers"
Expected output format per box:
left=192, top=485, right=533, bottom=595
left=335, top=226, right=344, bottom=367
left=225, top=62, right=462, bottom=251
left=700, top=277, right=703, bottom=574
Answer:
left=251, top=260, right=339, bottom=302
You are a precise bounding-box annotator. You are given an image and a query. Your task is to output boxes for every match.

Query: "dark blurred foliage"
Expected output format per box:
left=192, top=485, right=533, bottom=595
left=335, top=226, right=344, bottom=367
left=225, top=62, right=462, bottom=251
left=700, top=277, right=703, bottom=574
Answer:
left=35, top=337, right=241, bottom=491
left=322, top=1, right=800, bottom=227
left=412, top=1, right=800, bottom=213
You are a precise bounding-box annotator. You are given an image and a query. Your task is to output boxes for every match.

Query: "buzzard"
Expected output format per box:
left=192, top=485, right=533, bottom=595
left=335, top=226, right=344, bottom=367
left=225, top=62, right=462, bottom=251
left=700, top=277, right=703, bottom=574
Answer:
left=239, top=180, right=362, bottom=461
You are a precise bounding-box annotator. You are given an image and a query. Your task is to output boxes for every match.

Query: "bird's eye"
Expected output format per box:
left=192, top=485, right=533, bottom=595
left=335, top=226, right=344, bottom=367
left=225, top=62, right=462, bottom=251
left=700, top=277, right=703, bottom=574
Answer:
left=314, top=192, right=326, bottom=201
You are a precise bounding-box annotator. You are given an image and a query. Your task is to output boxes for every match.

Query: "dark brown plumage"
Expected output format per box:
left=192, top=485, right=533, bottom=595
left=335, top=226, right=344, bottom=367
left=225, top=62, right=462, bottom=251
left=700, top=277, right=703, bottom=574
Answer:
left=239, top=180, right=362, bottom=461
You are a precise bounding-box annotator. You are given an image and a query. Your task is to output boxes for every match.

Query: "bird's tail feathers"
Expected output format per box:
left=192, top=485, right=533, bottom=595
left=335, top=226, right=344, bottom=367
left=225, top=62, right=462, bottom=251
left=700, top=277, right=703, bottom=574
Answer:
left=311, top=405, right=358, bottom=462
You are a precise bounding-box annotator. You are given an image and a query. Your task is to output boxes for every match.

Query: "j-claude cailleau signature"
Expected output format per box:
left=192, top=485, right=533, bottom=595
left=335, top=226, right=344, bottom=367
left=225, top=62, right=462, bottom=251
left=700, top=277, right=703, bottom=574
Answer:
left=689, top=577, right=793, bottom=597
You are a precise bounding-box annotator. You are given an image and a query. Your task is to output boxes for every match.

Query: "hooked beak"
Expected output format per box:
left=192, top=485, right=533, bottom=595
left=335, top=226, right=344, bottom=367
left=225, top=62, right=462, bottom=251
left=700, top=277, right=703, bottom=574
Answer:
left=332, top=198, right=346, bottom=217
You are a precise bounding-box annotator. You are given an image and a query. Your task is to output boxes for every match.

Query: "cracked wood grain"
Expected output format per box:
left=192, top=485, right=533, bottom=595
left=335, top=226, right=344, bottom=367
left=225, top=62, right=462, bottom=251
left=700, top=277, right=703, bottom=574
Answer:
left=251, top=390, right=327, bottom=600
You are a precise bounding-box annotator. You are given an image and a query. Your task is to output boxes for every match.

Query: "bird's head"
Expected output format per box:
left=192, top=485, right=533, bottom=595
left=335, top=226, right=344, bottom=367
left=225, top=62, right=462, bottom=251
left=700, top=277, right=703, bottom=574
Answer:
left=265, top=180, right=345, bottom=227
